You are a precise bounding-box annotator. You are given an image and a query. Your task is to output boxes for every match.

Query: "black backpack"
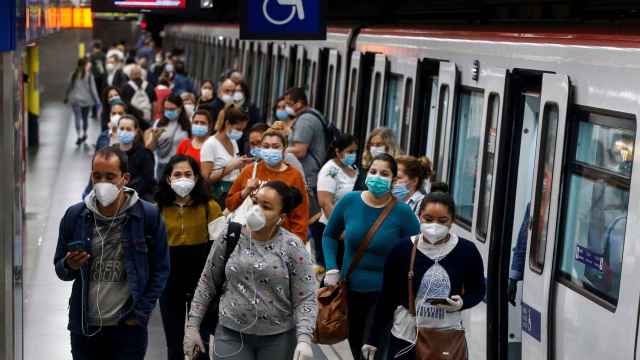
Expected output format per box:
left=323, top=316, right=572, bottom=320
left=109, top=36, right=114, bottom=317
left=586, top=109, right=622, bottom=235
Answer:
left=299, top=108, right=341, bottom=168
left=200, top=221, right=242, bottom=333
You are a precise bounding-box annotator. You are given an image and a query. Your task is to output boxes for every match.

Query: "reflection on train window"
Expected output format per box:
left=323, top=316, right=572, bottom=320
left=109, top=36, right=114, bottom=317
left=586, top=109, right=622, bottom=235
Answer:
left=400, top=78, right=413, bottom=152
left=434, top=85, right=449, bottom=178
left=477, top=94, right=500, bottom=241
left=558, top=111, right=634, bottom=307
left=371, top=72, right=382, bottom=131
left=384, top=74, right=402, bottom=138
left=450, top=89, right=484, bottom=226
left=530, top=104, right=559, bottom=272
left=276, top=55, right=286, bottom=98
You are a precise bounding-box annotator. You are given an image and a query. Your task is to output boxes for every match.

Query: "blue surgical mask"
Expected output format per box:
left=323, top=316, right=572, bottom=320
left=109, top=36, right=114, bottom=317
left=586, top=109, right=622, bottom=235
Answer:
left=261, top=148, right=283, bottom=166
left=191, top=124, right=208, bottom=137
left=276, top=110, right=290, bottom=121
left=164, top=109, right=178, bottom=120
left=228, top=128, right=243, bottom=141
left=117, top=129, right=136, bottom=145
left=365, top=175, right=391, bottom=198
left=342, top=153, right=356, bottom=167
left=392, top=182, right=411, bottom=200
left=250, top=147, right=262, bottom=159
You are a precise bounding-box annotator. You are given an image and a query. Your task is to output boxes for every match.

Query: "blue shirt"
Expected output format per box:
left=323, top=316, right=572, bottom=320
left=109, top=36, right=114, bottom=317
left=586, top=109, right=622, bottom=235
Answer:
left=322, top=192, right=420, bottom=292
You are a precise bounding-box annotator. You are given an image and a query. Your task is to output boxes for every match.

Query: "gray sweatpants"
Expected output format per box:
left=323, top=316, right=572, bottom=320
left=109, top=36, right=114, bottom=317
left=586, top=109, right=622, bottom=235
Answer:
left=211, top=326, right=296, bottom=360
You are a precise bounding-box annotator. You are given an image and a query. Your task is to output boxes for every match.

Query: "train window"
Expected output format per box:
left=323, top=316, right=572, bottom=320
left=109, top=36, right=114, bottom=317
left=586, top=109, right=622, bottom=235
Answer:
left=434, top=84, right=449, bottom=178
left=326, top=65, right=335, bottom=116
left=557, top=110, right=634, bottom=307
left=477, top=94, right=500, bottom=241
left=303, top=59, right=311, bottom=91
left=529, top=104, right=559, bottom=272
left=371, top=72, right=382, bottom=131
left=347, top=67, right=358, bottom=132
left=384, top=74, right=403, bottom=138
left=333, top=59, right=341, bottom=123
left=400, top=78, right=414, bottom=152
left=450, top=89, right=484, bottom=227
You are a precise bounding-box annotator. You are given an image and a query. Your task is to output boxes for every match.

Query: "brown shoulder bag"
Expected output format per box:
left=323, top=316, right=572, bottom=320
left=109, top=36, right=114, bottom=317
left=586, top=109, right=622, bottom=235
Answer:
left=408, top=243, right=468, bottom=360
left=313, top=198, right=397, bottom=345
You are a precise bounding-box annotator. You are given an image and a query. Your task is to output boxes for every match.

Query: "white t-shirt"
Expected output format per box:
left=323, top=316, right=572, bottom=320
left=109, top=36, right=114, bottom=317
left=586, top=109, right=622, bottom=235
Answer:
left=200, top=136, right=240, bottom=182
left=316, top=159, right=357, bottom=224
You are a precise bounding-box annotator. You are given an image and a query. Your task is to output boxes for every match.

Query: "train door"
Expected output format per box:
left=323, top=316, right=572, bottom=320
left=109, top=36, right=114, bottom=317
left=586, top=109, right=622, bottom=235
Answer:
left=346, top=51, right=374, bottom=164
left=410, top=60, right=439, bottom=157
left=324, top=49, right=341, bottom=125
left=427, top=61, right=457, bottom=179
left=366, top=54, right=388, bottom=133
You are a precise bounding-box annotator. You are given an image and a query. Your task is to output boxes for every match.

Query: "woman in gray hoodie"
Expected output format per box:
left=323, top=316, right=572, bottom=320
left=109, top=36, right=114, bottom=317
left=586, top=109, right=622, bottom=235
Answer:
left=183, top=181, right=317, bottom=360
left=65, top=57, right=99, bottom=145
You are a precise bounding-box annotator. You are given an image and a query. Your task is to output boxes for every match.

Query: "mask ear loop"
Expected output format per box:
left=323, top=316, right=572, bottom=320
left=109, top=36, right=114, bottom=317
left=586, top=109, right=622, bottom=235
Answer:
left=212, top=228, right=260, bottom=359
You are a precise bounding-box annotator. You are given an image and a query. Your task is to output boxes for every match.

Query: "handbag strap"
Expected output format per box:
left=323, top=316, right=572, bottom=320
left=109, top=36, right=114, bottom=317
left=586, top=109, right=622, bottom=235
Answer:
left=346, top=197, right=397, bottom=281
left=408, top=241, right=418, bottom=316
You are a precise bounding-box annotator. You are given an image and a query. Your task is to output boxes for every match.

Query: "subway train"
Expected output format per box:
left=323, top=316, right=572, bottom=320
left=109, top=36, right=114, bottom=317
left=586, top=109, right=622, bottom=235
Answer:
left=163, top=24, right=640, bottom=360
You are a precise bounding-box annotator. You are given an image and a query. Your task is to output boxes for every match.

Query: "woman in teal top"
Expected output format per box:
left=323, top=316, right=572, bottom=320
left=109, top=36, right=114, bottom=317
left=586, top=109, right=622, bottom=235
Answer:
left=322, top=153, right=420, bottom=360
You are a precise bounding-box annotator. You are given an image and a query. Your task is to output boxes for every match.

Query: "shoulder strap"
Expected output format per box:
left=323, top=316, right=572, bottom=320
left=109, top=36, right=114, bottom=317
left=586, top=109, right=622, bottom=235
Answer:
left=223, top=221, right=242, bottom=260
left=128, top=80, right=139, bottom=91
left=408, top=241, right=419, bottom=316
left=346, top=198, right=397, bottom=281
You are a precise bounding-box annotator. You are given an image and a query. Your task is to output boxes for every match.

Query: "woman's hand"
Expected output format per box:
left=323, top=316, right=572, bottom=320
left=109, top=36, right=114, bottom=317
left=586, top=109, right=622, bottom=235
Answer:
left=293, top=342, right=313, bottom=360
left=183, top=326, right=205, bottom=357
left=438, top=295, right=463, bottom=313
left=241, top=178, right=260, bottom=199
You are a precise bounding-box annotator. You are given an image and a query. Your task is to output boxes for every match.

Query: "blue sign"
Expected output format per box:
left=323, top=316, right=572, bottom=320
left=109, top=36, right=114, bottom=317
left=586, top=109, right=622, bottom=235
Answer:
left=521, top=302, right=542, bottom=342
left=240, top=0, right=326, bottom=40
left=575, top=244, right=605, bottom=272
left=0, top=0, right=17, bottom=52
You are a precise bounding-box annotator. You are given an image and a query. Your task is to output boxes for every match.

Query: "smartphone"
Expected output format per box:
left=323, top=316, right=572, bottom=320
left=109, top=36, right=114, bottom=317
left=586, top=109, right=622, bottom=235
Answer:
left=67, top=241, right=86, bottom=253
left=427, top=298, right=449, bottom=306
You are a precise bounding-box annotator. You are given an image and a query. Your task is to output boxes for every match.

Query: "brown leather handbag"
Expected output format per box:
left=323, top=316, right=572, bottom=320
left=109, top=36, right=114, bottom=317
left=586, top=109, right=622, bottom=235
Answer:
left=408, top=243, right=468, bottom=360
left=313, top=198, right=397, bottom=345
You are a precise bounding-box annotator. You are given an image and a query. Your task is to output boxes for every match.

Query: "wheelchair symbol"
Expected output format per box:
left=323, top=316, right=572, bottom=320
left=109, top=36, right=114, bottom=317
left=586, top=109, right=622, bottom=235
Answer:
left=263, top=0, right=305, bottom=25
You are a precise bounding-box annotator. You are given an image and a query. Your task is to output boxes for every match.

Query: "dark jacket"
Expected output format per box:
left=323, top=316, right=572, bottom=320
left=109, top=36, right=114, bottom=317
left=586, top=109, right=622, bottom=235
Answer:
left=171, top=73, right=195, bottom=96
left=368, top=237, right=486, bottom=347
left=53, top=199, right=170, bottom=333
left=107, top=69, right=128, bottom=90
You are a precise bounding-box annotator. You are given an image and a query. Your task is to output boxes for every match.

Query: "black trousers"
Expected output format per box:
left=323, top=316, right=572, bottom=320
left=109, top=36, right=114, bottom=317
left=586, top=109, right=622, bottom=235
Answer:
left=159, top=244, right=210, bottom=360
left=70, top=324, right=147, bottom=360
left=386, top=335, right=415, bottom=360
left=347, top=290, right=386, bottom=360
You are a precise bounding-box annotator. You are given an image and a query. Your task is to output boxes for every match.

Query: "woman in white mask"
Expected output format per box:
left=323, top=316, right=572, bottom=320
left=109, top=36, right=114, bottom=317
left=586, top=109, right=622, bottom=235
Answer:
left=180, top=92, right=197, bottom=119
left=362, top=182, right=485, bottom=360
left=155, top=155, right=223, bottom=360
left=200, top=105, right=253, bottom=206
left=184, top=181, right=317, bottom=360
left=354, top=127, right=400, bottom=191
left=95, top=101, right=126, bottom=150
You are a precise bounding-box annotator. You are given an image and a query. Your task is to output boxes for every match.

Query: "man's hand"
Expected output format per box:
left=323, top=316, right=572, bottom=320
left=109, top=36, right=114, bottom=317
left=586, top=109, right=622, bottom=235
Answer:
left=64, top=251, right=90, bottom=271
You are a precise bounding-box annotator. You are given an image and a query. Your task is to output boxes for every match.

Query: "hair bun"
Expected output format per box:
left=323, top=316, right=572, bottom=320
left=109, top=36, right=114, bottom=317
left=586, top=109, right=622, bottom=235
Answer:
left=430, top=181, right=449, bottom=194
left=270, top=121, right=287, bottom=132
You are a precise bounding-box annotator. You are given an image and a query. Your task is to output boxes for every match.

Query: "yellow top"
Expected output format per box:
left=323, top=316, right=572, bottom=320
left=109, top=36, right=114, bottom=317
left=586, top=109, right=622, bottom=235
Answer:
left=161, top=200, right=222, bottom=247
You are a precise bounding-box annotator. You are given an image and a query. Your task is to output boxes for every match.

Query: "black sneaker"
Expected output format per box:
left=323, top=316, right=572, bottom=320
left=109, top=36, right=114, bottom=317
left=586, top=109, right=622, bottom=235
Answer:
left=75, top=137, right=83, bottom=145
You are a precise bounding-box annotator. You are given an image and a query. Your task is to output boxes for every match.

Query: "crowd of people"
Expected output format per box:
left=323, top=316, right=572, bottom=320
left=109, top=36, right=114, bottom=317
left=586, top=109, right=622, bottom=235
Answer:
left=54, top=34, right=486, bottom=360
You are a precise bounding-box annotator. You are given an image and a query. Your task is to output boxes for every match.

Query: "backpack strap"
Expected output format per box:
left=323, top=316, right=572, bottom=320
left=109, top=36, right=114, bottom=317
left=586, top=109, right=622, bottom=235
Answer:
left=223, top=221, right=242, bottom=259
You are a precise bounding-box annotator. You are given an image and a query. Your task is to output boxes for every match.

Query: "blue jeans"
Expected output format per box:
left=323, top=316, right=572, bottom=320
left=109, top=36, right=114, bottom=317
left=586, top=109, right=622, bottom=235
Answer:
left=71, top=104, right=90, bottom=136
left=70, top=324, right=148, bottom=360
left=212, top=326, right=296, bottom=360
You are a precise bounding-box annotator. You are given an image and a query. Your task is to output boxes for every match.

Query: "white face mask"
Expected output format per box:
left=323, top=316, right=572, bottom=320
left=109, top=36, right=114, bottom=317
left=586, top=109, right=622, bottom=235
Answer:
left=171, top=178, right=195, bottom=198
left=201, top=88, right=213, bottom=100
left=106, top=63, right=116, bottom=72
left=184, top=104, right=195, bottom=118
left=110, top=114, right=121, bottom=129
left=94, top=182, right=120, bottom=207
left=370, top=145, right=387, bottom=158
left=285, top=105, right=296, bottom=116
left=420, top=223, right=450, bottom=244
left=221, top=94, right=233, bottom=105
left=233, top=91, right=245, bottom=104
left=246, top=205, right=267, bottom=232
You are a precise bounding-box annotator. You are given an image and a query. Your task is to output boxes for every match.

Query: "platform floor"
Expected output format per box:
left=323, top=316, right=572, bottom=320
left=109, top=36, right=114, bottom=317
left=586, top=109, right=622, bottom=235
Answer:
left=23, top=30, right=351, bottom=360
